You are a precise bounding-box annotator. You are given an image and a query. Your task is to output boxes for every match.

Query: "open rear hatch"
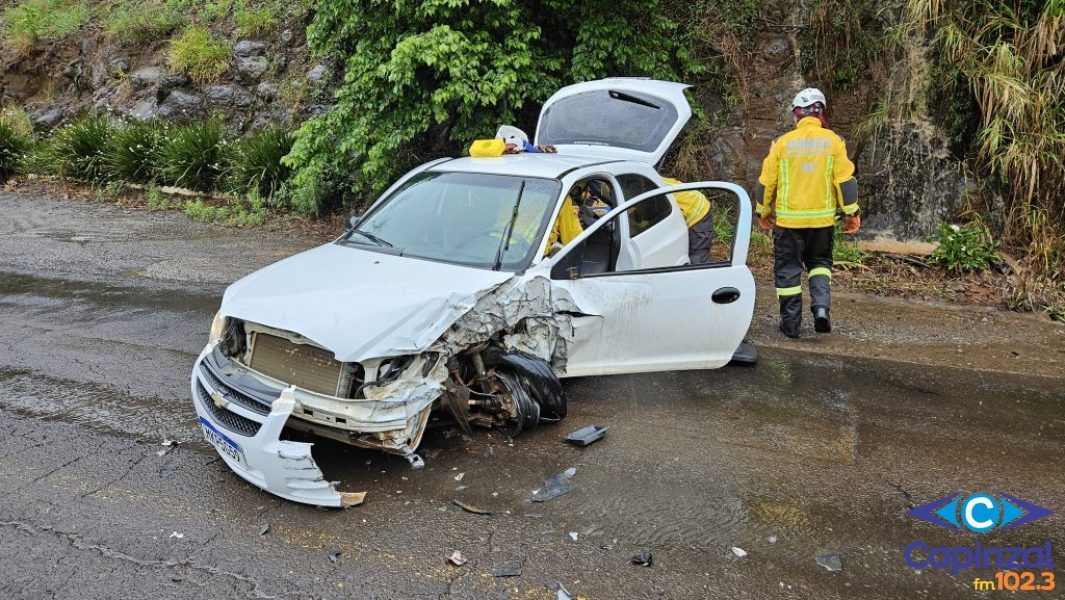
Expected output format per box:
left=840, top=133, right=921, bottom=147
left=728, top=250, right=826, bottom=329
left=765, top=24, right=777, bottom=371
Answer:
left=534, top=78, right=692, bottom=164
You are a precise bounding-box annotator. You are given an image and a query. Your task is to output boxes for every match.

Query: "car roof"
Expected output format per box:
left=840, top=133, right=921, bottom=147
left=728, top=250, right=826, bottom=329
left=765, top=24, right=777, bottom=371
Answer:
left=429, top=153, right=627, bottom=180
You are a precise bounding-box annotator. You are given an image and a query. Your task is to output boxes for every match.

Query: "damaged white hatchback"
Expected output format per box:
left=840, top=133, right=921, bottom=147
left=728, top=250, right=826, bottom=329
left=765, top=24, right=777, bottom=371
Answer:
left=190, top=79, right=756, bottom=506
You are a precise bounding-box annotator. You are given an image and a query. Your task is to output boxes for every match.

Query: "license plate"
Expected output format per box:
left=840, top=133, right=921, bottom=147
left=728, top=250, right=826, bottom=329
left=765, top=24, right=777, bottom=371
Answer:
left=200, top=417, right=247, bottom=467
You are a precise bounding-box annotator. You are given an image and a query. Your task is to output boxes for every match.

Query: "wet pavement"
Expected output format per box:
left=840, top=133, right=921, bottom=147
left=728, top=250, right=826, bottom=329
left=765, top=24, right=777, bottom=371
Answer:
left=1, top=192, right=1063, bottom=599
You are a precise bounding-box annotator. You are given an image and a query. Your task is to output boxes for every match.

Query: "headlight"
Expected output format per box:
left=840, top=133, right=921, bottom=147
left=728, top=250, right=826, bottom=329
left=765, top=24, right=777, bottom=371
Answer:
left=208, top=311, right=226, bottom=344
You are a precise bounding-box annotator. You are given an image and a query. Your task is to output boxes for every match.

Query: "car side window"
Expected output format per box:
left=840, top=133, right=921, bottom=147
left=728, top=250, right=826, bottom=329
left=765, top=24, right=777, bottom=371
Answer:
left=615, top=174, right=673, bottom=238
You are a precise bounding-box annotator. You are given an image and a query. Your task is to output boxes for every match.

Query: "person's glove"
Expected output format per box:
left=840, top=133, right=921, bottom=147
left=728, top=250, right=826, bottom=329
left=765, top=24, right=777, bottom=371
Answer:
left=758, top=214, right=775, bottom=232
left=842, top=214, right=861, bottom=234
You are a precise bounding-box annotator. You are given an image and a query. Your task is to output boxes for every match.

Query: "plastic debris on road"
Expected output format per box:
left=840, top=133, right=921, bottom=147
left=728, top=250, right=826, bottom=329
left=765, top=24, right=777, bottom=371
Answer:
left=328, top=551, right=342, bottom=564
left=731, top=547, right=748, bottom=558
left=258, top=523, right=270, bottom=536
left=816, top=553, right=843, bottom=572
left=492, top=566, right=521, bottom=577
left=448, top=550, right=467, bottom=566
left=532, top=468, right=576, bottom=503
left=564, top=425, right=608, bottom=446
left=631, top=550, right=653, bottom=566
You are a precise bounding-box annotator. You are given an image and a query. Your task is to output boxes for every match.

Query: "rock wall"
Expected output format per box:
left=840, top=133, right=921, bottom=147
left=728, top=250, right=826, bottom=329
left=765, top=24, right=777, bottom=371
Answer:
left=0, top=19, right=329, bottom=134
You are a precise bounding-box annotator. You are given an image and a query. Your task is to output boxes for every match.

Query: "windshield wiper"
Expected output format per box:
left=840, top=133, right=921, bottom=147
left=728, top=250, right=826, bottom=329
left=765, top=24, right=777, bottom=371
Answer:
left=349, top=229, right=393, bottom=247
left=493, top=180, right=527, bottom=271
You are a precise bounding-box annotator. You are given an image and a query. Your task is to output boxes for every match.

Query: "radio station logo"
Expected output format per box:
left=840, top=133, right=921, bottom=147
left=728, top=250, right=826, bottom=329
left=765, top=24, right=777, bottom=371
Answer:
left=908, top=492, right=1053, bottom=533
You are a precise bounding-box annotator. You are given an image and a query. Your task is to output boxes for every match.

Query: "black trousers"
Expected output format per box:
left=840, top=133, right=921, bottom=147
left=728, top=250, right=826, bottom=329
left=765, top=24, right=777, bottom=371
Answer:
left=773, top=226, right=833, bottom=323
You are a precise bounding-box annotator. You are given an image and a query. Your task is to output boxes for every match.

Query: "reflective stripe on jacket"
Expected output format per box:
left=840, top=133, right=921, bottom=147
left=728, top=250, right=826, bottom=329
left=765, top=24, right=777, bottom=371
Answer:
left=662, top=177, right=710, bottom=227
left=756, top=117, right=858, bottom=229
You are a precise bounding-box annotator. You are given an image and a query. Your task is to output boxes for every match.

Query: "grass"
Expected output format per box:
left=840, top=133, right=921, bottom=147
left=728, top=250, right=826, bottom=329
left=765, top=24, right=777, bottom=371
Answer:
left=1, top=106, right=35, bottom=139
left=185, top=192, right=269, bottom=226
left=160, top=120, right=227, bottom=191
left=46, top=114, right=115, bottom=183
left=234, top=3, right=280, bottom=37
left=168, top=25, right=231, bottom=83
left=105, top=1, right=185, bottom=46
left=105, top=120, right=170, bottom=184
left=0, top=121, right=33, bottom=180
left=226, top=127, right=293, bottom=200
left=1, top=0, right=88, bottom=52
left=832, top=224, right=867, bottom=268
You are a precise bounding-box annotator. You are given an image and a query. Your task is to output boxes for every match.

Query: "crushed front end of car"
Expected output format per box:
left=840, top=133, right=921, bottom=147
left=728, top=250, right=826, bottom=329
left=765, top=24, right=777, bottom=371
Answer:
left=192, top=275, right=575, bottom=507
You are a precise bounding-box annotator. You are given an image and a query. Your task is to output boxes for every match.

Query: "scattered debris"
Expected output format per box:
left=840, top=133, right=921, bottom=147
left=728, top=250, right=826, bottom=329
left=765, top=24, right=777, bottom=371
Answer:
left=730, top=547, right=748, bottom=558
left=448, top=550, right=467, bottom=566
left=523, top=511, right=544, bottom=518
left=532, top=468, right=576, bottom=503
left=454, top=472, right=465, bottom=482
left=564, top=425, right=608, bottom=446
left=632, top=550, right=653, bottom=566
left=406, top=454, right=425, bottom=470
left=816, top=553, right=843, bottom=572
left=547, top=582, right=573, bottom=600
left=340, top=492, right=367, bottom=507
left=157, top=439, right=178, bottom=457
left=258, top=523, right=270, bottom=536
left=768, top=535, right=778, bottom=544
left=452, top=499, right=492, bottom=515
left=328, top=551, right=342, bottom=564
left=168, top=531, right=184, bottom=539
left=492, top=565, right=521, bottom=577
left=568, top=532, right=579, bottom=542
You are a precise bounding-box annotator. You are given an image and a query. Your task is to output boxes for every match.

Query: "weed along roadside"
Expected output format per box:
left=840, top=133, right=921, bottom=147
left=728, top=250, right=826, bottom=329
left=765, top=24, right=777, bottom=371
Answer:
left=1, top=1, right=1064, bottom=598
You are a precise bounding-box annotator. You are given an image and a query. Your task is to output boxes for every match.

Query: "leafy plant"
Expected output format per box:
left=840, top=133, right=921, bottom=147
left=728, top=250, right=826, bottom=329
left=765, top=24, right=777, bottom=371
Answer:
left=160, top=120, right=227, bottom=191
left=105, top=120, right=170, bottom=184
left=47, top=114, right=116, bottom=183
left=285, top=0, right=698, bottom=214
left=105, top=1, right=185, bottom=46
left=0, top=122, right=33, bottom=180
left=927, top=221, right=1000, bottom=273
left=168, top=25, right=231, bottom=83
left=1, top=0, right=88, bottom=51
left=227, top=127, right=293, bottom=200
left=184, top=192, right=268, bottom=226
left=0, top=106, right=34, bottom=139
left=833, top=224, right=867, bottom=267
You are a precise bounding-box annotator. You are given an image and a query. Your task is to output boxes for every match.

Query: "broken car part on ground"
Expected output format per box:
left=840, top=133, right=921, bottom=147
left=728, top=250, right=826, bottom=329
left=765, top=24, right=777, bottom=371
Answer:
left=190, top=79, right=756, bottom=506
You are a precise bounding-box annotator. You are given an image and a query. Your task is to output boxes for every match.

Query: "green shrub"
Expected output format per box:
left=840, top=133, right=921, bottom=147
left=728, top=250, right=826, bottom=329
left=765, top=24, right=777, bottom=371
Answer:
left=833, top=224, right=867, bottom=267
left=160, top=120, right=227, bottom=191
left=286, top=0, right=697, bottom=214
left=105, top=120, right=170, bottom=184
left=234, top=4, right=279, bottom=37
left=227, top=127, right=292, bottom=200
left=168, top=25, right=231, bottom=83
left=928, top=221, right=1000, bottom=273
left=0, top=122, right=33, bottom=180
left=106, top=2, right=185, bottom=46
left=184, top=192, right=268, bottom=226
left=48, top=114, right=116, bottom=183
left=1, top=0, right=88, bottom=50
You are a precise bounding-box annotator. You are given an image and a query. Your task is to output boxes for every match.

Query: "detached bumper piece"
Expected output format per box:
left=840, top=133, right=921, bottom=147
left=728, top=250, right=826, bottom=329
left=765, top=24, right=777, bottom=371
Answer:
left=191, top=349, right=362, bottom=508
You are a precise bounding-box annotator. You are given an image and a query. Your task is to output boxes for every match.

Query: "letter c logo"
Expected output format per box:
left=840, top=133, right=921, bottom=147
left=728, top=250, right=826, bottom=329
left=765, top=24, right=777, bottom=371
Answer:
left=963, top=494, right=1000, bottom=532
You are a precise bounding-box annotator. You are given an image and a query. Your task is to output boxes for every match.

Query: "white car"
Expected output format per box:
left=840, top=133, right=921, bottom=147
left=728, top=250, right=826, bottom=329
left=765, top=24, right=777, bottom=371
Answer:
left=190, top=79, right=756, bottom=506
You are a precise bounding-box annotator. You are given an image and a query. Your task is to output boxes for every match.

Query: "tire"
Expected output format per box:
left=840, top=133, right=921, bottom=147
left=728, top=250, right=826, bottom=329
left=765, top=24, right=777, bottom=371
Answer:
left=483, top=347, right=567, bottom=423
left=495, top=370, right=540, bottom=437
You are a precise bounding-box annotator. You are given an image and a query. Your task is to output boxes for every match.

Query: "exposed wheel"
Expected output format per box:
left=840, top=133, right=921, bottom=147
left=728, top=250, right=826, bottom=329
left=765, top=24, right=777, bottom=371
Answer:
left=483, top=347, right=567, bottom=423
left=494, top=370, right=540, bottom=437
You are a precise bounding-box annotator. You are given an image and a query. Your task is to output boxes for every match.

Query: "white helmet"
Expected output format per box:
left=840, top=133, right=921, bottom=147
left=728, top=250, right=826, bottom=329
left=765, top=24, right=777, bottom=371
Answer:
left=791, top=88, right=827, bottom=110
left=495, top=125, right=529, bottom=146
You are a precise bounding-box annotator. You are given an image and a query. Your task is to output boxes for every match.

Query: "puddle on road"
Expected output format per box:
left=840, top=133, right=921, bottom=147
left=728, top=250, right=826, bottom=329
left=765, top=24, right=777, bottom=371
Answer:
left=0, top=368, right=199, bottom=442
left=0, top=271, right=221, bottom=316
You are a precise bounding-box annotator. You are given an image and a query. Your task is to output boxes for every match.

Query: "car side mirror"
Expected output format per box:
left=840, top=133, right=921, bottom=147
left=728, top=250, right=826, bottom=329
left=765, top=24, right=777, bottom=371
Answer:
left=346, top=214, right=361, bottom=230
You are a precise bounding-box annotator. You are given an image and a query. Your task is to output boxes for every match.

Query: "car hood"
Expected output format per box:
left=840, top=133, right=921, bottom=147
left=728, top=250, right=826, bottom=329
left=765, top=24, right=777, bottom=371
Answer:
left=220, top=243, right=515, bottom=362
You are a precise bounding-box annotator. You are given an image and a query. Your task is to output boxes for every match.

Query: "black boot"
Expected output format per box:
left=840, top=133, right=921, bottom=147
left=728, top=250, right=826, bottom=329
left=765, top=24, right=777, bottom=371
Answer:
left=813, top=306, right=831, bottom=333
left=779, top=296, right=802, bottom=339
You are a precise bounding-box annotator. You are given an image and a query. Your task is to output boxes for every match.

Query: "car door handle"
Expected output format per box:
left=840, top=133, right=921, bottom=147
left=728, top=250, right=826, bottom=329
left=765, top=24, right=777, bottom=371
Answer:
left=712, top=287, right=741, bottom=304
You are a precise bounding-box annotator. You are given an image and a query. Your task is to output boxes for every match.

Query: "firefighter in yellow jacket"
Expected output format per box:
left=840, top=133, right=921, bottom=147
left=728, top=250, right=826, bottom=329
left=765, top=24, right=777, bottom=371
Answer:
left=755, top=88, right=860, bottom=338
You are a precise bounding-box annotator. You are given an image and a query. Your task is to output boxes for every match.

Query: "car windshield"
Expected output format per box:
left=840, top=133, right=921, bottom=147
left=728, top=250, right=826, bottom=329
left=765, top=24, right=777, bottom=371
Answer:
left=343, top=172, right=561, bottom=271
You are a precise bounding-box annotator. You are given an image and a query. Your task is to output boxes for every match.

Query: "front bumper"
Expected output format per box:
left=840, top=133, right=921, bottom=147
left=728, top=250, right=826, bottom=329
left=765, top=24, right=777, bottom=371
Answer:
left=190, top=345, right=364, bottom=507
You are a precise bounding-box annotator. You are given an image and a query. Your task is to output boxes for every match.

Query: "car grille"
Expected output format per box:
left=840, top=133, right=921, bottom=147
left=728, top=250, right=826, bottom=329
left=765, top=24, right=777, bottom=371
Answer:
left=195, top=380, right=261, bottom=437
left=200, top=363, right=271, bottom=416
left=248, top=332, right=344, bottom=396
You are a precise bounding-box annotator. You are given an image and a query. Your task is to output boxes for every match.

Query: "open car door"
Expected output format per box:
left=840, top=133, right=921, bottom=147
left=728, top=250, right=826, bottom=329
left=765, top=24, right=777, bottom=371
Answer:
left=534, top=79, right=692, bottom=164
left=547, top=183, right=755, bottom=377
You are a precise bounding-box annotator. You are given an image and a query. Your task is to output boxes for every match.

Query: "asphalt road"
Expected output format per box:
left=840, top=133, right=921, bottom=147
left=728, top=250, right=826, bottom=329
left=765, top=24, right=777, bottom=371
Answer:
left=1, top=192, right=1063, bottom=599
